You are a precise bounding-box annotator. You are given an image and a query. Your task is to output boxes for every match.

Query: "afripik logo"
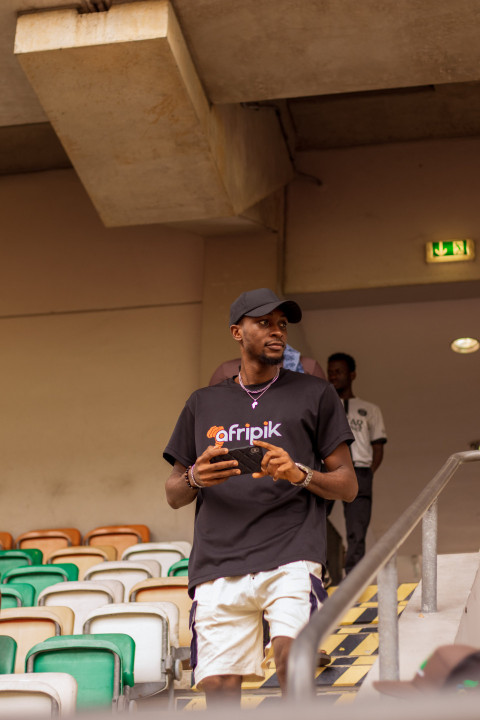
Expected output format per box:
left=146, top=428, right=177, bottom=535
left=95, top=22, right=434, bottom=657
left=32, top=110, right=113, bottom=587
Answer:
left=207, top=421, right=282, bottom=447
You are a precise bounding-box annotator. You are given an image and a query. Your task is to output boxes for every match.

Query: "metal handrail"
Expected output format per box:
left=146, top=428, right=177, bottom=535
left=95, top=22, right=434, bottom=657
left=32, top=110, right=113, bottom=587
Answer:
left=287, top=450, right=480, bottom=699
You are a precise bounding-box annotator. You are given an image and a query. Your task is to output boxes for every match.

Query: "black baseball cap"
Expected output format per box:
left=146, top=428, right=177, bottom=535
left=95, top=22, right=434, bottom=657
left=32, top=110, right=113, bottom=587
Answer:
left=229, top=288, right=302, bottom=326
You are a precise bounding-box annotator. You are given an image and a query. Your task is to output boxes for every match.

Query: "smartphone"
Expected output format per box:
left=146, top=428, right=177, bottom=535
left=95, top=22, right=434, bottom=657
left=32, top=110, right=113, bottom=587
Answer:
left=210, top=445, right=264, bottom=475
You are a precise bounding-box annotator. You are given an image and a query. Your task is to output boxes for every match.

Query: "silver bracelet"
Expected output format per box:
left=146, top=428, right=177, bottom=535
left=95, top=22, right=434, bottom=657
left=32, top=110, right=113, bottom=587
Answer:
left=189, top=463, right=203, bottom=488
left=185, top=466, right=197, bottom=491
left=293, top=463, right=314, bottom=488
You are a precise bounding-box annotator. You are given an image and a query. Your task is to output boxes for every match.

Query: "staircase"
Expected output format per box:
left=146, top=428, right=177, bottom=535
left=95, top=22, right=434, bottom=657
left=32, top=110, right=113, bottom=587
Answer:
left=173, top=582, right=418, bottom=710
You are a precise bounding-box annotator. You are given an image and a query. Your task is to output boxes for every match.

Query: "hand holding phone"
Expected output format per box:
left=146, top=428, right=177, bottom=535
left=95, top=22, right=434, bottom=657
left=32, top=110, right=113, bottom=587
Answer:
left=210, top=445, right=264, bottom=475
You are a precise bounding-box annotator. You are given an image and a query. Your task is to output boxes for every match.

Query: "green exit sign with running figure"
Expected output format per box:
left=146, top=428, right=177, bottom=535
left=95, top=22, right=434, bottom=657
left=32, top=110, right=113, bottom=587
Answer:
left=426, top=239, right=475, bottom=263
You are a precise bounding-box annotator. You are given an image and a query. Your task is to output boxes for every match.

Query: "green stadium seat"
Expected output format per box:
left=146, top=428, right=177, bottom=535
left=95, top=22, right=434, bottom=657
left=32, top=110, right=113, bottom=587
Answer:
left=168, top=558, right=189, bottom=576
left=26, top=633, right=135, bottom=711
left=0, top=636, right=17, bottom=674
left=2, top=563, right=78, bottom=602
left=0, top=583, right=35, bottom=609
left=0, top=549, right=43, bottom=581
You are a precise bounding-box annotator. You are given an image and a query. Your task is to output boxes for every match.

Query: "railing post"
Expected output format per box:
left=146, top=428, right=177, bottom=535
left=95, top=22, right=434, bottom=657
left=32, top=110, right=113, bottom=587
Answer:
left=377, top=554, right=399, bottom=680
left=422, top=499, right=438, bottom=612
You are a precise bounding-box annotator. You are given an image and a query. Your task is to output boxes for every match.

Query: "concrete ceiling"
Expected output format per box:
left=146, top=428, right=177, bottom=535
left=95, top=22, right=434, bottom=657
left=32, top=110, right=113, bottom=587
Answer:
left=2, top=0, right=480, bottom=222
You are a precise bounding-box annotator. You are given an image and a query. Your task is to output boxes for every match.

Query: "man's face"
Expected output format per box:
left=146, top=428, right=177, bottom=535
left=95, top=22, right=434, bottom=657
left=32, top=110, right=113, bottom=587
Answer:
left=327, top=360, right=353, bottom=394
left=235, top=309, right=287, bottom=365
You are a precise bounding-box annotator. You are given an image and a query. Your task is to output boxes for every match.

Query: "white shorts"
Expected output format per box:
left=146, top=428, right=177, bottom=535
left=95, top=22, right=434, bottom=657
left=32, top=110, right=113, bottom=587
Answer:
left=190, top=560, right=326, bottom=686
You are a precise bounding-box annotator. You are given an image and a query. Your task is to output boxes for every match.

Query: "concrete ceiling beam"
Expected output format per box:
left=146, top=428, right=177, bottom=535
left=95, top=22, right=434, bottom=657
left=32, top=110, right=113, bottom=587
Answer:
left=14, top=0, right=292, bottom=227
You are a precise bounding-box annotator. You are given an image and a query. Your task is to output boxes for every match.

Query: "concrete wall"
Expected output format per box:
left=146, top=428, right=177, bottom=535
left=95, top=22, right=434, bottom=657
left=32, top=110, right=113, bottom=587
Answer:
left=0, top=169, right=203, bottom=542
left=286, top=137, right=480, bottom=299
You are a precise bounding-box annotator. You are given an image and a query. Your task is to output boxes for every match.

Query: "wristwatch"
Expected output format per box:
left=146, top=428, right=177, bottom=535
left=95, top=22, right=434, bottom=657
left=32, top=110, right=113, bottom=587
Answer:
left=293, top=462, right=314, bottom=488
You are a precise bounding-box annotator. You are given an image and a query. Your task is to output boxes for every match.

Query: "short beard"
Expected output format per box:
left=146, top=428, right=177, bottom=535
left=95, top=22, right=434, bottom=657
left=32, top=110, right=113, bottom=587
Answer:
left=258, top=351, right=284, bottom=366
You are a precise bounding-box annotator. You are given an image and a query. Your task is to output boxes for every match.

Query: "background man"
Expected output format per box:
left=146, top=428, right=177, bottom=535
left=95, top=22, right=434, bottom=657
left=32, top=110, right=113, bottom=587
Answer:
left=327, top=352, right=387, bottom=574
left=163, top=288, right=357, bottom=705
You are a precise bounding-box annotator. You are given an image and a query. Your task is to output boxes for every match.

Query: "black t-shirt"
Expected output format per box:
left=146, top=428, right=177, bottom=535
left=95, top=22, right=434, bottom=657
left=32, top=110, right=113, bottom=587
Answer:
left=163, top=369, right=353, bottom=596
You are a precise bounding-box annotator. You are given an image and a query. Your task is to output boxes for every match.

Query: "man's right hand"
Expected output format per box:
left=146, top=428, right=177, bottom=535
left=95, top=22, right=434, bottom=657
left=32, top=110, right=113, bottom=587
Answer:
left=193, top=445, right=242, bottom=487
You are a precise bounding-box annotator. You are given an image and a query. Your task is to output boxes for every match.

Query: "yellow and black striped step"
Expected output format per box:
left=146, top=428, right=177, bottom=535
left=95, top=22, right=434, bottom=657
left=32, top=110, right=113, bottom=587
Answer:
left=338, top=601, right=407, bottom=626
left=355, top=583, right=417, bottom=604
left=324, top=630, right=378, bottom=657
left=241, top=654, right=376, bottom=691
left=327, top=582, right=417, bottom=605
left=177, top=688, right=358, bottom=710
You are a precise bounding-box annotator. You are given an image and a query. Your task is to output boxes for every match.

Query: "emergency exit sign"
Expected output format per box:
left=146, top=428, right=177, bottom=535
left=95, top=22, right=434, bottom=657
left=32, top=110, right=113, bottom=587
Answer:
left=426, top=239, right=475, bottom=263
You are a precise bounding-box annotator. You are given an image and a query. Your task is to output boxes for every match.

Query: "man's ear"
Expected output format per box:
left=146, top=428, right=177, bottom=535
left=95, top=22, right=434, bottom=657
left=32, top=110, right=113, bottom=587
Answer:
left=230, top=324, right=242, bottom=343
left=350, top=371, right=357, bottom=383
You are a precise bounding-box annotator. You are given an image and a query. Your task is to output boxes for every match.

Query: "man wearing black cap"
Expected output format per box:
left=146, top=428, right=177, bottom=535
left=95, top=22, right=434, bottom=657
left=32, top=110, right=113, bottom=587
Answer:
left=163, top=288, right=357, bottom=705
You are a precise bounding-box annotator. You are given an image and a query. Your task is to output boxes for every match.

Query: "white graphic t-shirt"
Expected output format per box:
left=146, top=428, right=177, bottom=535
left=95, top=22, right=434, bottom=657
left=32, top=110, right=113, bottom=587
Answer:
left=343, top=397, right=387, bottom=468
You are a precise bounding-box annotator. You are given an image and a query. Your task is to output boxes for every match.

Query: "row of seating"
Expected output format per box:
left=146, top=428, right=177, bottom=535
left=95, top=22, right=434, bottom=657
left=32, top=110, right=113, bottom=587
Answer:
left=0, top=524, right=151, bottom=557
left=0, top=631, right=142, bottom=713
left=0, top=527, right=193, bottom=714
left=0, top=542, right=190, bottom=581
left=0, top=603, right=185, bottom=708
left=0, top=578, right=192, bottom=713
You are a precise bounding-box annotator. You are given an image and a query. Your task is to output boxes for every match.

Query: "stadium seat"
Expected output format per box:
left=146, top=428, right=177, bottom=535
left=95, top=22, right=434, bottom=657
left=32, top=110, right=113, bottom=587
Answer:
left=122, top=542, right=190, bottom=576
left=0, top=636, right=17, bottom=674
left=26, top=633, right=135, bottom=711
left=2, top=563, right=79, bottom=603
left=83, top=602, right=181, bottom=705
left=0, top=533, right=13, bottom=551
left=168, top=558, right=189, bottom=576
left=0, top=549, right=43, bottom=581
left=0, top=606, right=74, bottom=672
left=15, top=528, right=82, bottom=555
left=0, top=672, right=77, bottom=716
left=130, top=576, right=191, bottom=664
left=37, top=580, right=124, bottom=634
left=0, top=583, right=35, bottom=609
left=46, top=546, right=117, bottom=580
left=83, top=524, right=150, bottom=557
left=83, top=559, right=161, bottom=601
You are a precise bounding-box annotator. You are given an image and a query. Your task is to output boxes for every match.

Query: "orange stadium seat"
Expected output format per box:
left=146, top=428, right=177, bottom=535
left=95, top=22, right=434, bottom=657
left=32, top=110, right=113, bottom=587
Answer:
left=0, top=532, right=13, bottom=550
left=83, top=525, right=150, bottom=558
left=15, top=529, right=82, bottom=556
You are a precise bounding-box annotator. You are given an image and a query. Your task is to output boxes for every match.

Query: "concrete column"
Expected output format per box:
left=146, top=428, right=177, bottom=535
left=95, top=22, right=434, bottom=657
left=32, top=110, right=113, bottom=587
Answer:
left=15, top=1, right=292, bottom=229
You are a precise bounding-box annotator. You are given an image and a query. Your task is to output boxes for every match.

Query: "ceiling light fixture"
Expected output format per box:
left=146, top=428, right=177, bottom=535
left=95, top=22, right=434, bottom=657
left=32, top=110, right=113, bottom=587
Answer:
left=450, top=337, right=480, bottom=354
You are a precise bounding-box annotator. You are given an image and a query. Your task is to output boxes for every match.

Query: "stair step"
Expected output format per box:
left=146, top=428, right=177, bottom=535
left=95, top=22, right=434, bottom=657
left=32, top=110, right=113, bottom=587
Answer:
left=324, top=631, right=378, bottom=657
left=339, top=602, right=407, bottom=625
left=176, top=688, right=359, bottom=711
left=328, top=582, right=417, bottom=605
